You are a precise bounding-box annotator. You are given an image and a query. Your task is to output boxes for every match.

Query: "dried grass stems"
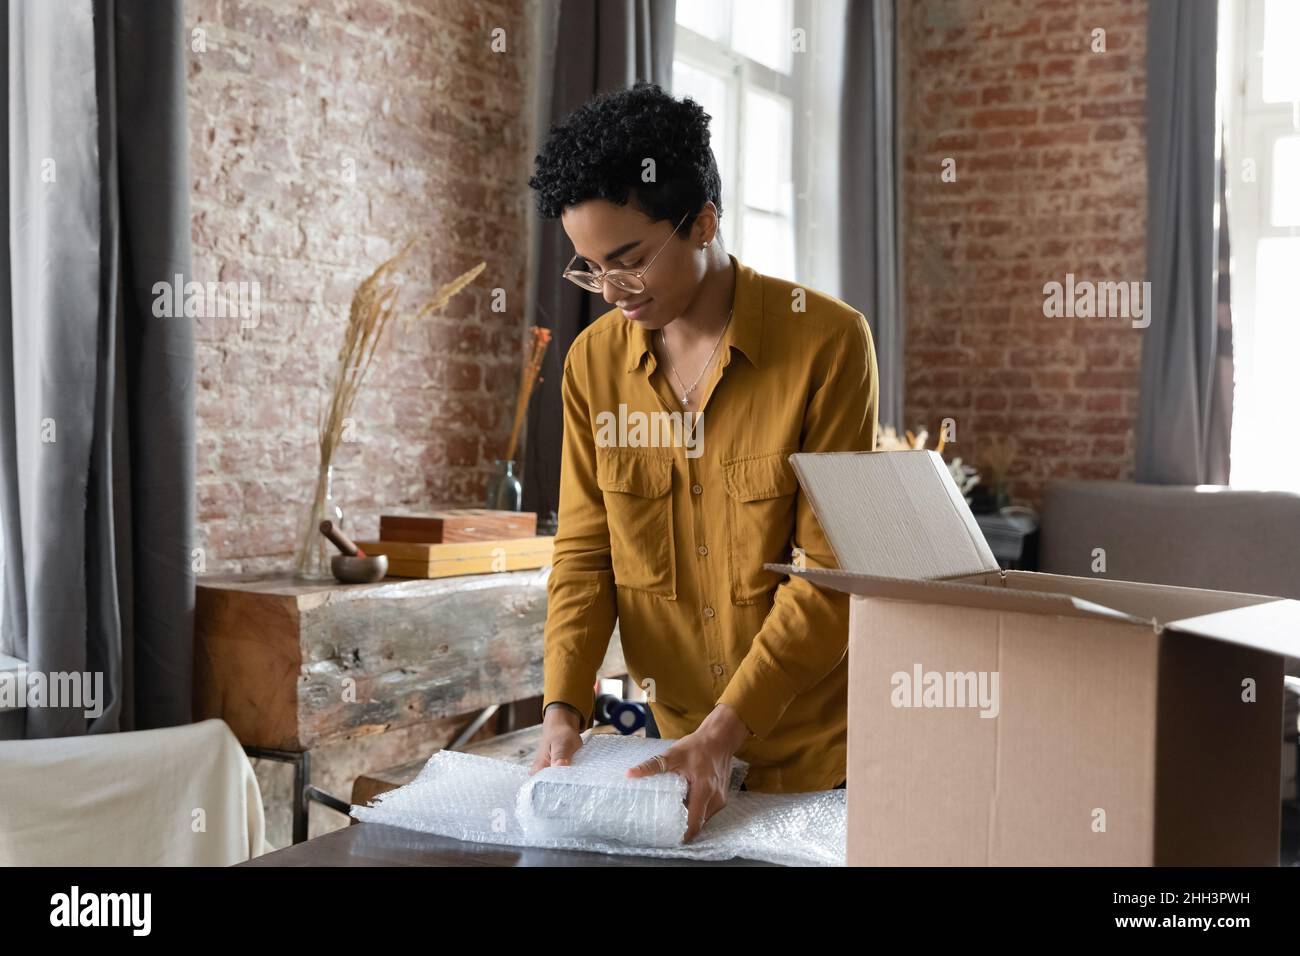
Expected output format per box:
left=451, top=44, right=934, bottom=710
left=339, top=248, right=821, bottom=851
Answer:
left=982, top=436, right=1017, bottom=484
left=294, top=242, right=485, bottom=570
left=504, top=326, right=552, bottom=462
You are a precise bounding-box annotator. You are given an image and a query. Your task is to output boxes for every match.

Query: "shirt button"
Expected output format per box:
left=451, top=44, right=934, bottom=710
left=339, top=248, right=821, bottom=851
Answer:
left=691, top=483, right=703, bottom=495
left=703, top=605, right=715, bottom=618
left=712, top=664, right=724, bottom=676
left=697, top=545, right=709, bottom=556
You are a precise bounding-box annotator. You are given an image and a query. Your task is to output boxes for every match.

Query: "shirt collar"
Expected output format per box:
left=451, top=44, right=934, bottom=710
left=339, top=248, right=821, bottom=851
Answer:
left=624, top=254, right=763, bottom=373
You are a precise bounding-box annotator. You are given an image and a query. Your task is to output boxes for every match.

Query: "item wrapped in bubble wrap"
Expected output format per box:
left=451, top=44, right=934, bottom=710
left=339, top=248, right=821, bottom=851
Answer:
left=517, top=735, right=747, bottom=847
left=351, top=732, right=845, bottom=866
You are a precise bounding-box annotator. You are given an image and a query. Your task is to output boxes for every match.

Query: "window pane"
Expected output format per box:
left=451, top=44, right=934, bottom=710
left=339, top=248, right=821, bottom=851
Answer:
left=676, top=0, right=730, bottom=43
left=742, top=89, right=792, bottom=214
left=672, top=60, right=729, bottom=189
left=1262, top=0, right=1300, bottom=103
left=1231, top=237, right=1300, bottom=489
left=742, top=210, right=796, bottom=282
left=731, top=0, right=793, bottom=73
left=1271, top=135, right=1300, bottom=226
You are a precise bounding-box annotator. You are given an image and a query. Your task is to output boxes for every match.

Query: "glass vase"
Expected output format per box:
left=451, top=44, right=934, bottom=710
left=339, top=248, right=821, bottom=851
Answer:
left=485, top=459, right=523, bottom=511
left=295, top=464, right=346, bottom=580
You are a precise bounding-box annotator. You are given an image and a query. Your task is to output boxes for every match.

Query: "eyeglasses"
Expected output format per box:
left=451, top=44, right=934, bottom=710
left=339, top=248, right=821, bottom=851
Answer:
left=562, top=212, right=690, bottom=295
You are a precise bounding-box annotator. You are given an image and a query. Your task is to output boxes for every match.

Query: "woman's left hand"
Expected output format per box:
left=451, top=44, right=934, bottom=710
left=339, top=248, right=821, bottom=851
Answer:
left=626, top=703, right=752, bottom=842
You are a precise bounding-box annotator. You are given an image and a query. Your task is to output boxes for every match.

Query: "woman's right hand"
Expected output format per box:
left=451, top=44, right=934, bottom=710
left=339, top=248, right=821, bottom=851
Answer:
left=529, top=702, right=584, bottom=773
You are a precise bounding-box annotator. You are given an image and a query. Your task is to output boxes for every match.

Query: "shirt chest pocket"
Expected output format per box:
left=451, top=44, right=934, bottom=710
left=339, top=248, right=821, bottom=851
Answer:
left=722, top=449, right=799, bottom=605
left=595, top=448, right=676, bottom=598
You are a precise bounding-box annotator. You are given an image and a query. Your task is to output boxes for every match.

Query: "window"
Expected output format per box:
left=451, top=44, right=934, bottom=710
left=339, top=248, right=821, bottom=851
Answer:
left=670, top=0, right=832, bottom=283
left=1220, top=0, right=1300, bottom=491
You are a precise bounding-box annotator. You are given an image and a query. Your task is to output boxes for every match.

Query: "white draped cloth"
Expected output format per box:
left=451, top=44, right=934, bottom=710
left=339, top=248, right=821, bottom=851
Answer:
left=0, top=718, right=269, bottom=866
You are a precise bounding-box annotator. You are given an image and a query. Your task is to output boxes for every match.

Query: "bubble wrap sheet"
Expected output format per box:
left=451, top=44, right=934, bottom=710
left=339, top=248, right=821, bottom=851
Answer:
left=351, top=734, right=845, bottom=866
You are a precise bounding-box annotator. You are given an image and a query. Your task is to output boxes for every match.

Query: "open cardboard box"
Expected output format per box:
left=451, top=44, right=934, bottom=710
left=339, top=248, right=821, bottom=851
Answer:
left=765, top=449, right=1300, bottom=866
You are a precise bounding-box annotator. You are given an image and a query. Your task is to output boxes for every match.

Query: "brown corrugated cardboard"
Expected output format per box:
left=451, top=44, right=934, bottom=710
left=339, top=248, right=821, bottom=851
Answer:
left=766, top=449, right=1300, bottom=866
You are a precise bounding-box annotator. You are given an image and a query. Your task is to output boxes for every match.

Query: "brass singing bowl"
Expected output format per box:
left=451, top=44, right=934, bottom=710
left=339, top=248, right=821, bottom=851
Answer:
left=330, top=554, right=388, bottom=584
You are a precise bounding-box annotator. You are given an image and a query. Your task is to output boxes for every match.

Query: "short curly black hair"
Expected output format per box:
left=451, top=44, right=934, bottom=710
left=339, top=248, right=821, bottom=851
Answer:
left=528, top=82, right=723, bottom=234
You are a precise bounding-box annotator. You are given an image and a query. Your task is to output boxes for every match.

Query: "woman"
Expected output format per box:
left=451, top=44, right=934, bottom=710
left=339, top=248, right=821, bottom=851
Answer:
left=527, top=83, right=878, bottom=841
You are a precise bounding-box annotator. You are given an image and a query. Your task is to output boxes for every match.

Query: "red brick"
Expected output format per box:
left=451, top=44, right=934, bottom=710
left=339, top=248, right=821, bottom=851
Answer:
left=1085, top=392, right=1124, bottom=413
left=1093, top=123, right=1130, bottom=142
left=1085, top=53, right=1133, bottom=74
left=1080, top=99, right=1145, bottom=120
left=1020, top=124, right=1092, bottom=148
left=1041, top=104, right=1079, bottom=123
left=970, top=107, right=1040, bottom=129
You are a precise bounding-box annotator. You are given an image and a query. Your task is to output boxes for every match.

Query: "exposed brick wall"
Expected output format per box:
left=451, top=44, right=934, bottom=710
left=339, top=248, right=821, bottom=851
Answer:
left=899, top=0, right=1147, bottom=506
left=186, top=0, right=534, bottom=572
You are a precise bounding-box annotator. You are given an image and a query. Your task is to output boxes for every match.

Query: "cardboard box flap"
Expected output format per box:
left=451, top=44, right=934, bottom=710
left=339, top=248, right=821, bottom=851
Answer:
left=1168, top=599, right=1300, bottom=665
left=789, top=450, right=1000, bottom=581
left=766, top=563, right=1146, bottom=624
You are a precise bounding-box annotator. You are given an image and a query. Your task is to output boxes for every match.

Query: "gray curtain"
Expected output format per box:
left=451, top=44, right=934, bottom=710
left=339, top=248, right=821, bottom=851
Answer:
left=839, top=0, right=902, bottom=432
left=522, top=0, right=676, bottom=530
left=0, top=0, right=194, bottom=738
left=1135, top=0, right=1229, bottom=485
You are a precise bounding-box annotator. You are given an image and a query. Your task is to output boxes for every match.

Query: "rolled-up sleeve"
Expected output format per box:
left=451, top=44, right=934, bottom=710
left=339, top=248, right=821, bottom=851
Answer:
left=716, top=313, right=879, bottom=739
left=541, top=352, right=619, bottom=727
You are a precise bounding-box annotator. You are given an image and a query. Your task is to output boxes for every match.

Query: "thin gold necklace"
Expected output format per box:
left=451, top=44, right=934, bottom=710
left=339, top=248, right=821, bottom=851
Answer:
left=659, top=309, right=733, bottom=407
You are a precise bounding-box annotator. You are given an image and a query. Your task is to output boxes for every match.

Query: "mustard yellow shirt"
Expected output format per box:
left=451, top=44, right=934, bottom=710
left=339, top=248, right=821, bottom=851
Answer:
left=542, top=254, right=879, bottom=792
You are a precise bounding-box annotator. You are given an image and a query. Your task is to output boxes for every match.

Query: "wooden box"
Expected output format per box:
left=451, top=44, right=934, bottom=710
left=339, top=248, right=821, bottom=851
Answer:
left=379, top=509, right=538, bottom=543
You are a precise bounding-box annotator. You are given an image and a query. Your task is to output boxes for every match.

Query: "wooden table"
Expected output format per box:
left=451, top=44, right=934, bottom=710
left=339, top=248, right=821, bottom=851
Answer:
left=260, top=726, right=775, bottom=867
left=240, top=821, right=775, bottom=866
left=194, top=570, right=627, bottom=842
left=195, top=570, right=626, bottom=750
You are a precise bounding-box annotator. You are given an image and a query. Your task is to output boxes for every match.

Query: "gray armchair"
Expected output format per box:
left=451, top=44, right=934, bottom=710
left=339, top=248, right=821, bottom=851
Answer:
left=1041, top=480, right=1300, bottom=600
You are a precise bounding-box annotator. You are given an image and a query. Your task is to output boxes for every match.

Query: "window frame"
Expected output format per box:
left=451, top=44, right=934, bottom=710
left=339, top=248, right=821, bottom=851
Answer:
left=673, top=0, right=806, bottom=281
left=1221, top=0, right=1300, bottom=491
